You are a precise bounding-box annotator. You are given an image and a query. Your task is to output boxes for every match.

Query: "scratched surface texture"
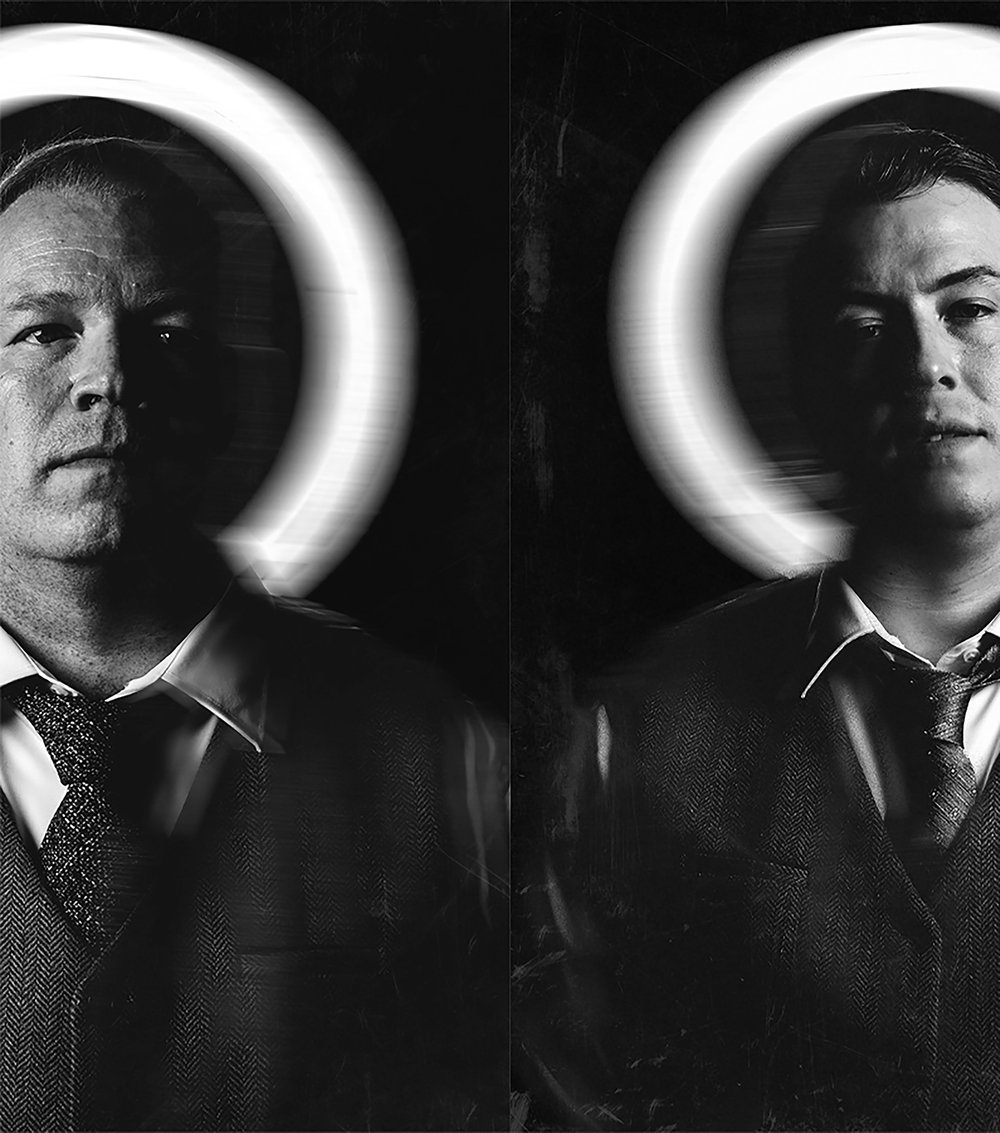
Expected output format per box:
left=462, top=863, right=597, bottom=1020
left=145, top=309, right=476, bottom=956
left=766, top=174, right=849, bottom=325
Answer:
left=510, top=0, right=1000, bottom=826
left=1, top=0, right=510, bottom=719
left=511, top=3, right=1000, bottom=1128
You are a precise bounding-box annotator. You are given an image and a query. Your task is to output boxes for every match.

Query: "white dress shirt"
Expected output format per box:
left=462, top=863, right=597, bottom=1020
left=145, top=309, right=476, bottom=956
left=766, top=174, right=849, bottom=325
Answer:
left=797, top=570, right=1000, bottom=818
left=0, top=583, right=270, bottom=847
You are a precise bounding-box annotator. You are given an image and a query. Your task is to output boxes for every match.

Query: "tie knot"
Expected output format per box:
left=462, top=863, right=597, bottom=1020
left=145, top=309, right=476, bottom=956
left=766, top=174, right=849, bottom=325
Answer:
left=889, top=666, right=974, bottom=745
left=958, top=635, right=1000, bottom=686
left=3, top=677, right=128, bottom=784
left=850, top=634, right=996, bottom=747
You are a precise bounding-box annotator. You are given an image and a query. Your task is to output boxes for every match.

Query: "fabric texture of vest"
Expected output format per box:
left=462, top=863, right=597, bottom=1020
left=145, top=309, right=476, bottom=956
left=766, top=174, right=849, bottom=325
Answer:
left=0, top=596, right=507, bottom=1131
left=0, top=796, right=92, bottom=1131
left=517, top=575, right=1000, bottom=1131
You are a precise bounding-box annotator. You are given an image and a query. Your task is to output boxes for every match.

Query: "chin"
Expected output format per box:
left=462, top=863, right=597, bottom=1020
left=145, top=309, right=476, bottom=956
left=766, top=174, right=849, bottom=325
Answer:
left=19, top=501, right=191, bottom=564
left=856, top=480, right=1000, bottom=536
left=34, top=515, right=129, bottom=563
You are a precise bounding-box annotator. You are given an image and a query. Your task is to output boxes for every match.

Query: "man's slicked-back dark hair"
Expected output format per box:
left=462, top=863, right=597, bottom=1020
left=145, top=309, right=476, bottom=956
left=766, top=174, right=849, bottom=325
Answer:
left=834, top=124, right=1000, bottom=213
left=788, top=124, right=1000, bottom=406
left=0, top=135, right=220, bottom=288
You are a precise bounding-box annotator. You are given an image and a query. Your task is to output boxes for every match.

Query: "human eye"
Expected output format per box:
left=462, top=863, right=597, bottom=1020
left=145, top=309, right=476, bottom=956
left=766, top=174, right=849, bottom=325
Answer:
left=148, top=324, right=205, bottom=354
left=947, top=298, right=997, bottom=322
left=831, top=315, right=886, bottom=348
left=11, top=323, right=76, bottom=346
left=154, top=326, right=191, bottom=345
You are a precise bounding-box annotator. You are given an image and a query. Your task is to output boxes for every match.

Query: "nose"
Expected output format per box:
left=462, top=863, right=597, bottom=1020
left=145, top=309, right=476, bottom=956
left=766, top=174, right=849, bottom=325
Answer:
left=904, top=318, right=959, bottom=394
left=68, top=327, right=127, bottom=412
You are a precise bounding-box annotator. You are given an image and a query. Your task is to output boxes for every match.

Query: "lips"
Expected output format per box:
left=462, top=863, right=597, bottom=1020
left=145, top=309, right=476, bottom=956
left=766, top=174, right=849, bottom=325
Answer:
left=897, top=418, right=988, bottom=448
left=47, top=444, right=131, bottom=471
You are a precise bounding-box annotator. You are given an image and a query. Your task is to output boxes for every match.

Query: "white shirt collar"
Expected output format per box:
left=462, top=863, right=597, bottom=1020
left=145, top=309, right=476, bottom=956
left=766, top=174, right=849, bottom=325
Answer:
left=0, top=581, right=271, bottom=753
left=796, top=568, right=1000, bottom=698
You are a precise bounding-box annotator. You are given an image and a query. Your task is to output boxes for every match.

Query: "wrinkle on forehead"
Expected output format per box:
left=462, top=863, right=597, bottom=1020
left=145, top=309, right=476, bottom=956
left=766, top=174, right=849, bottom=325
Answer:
left=0, top=187, right=205, bottom=314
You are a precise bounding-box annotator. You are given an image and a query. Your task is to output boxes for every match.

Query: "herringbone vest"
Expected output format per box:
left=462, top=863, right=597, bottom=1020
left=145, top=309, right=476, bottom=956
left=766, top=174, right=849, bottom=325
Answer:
left=0, top=796, right=94, bottom=1132
left=925, top=750, right=1000, bottom=1129
left=562, top=579, right=1000, bottom=1131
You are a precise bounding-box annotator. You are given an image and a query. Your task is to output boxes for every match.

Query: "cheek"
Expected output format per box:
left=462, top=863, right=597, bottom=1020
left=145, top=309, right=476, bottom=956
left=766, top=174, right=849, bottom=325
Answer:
left=963, top=341, right=1000, bottom=388
left=0, top=377, right=57, bottom=478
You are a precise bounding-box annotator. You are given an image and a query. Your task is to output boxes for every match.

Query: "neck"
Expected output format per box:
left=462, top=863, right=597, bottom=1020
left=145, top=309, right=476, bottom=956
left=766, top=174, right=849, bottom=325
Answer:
left=845, top=522, right=1000, bottom=660
left=0, top=535, right=228, bottom=699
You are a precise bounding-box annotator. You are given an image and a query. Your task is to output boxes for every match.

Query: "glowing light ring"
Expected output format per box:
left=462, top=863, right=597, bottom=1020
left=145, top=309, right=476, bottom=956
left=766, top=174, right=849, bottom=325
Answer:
left=0, top=23, right=414, bottom=595
left=611, top=23, right=1000, bottom=577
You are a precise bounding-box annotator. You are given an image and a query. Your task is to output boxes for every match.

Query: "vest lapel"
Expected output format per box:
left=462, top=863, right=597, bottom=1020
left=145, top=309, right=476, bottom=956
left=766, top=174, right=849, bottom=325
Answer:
left=72, top=723, right=304, bottom=1131
left=770, top=676, right=941, bottom=1123
left=0, top=792, right=93, bottom=1132
left=920, top=728, right=1000, bottom=1126
left=794, top=673, right=940, bottom=926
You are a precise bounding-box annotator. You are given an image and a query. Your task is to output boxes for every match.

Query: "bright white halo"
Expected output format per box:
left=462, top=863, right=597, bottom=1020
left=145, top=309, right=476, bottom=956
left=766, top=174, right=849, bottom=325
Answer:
left=0, top=23, right=414, bottom=595
left=611, top=22, right=1000, bottom=577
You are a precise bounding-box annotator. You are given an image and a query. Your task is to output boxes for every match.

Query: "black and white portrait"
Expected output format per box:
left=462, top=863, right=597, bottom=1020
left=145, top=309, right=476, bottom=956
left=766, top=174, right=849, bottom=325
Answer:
left=0, top=5, right=507, bottom=1130
left=513, top=8, right=1000, bottom=1132
left=18, top=3, right=1000, bottom=1132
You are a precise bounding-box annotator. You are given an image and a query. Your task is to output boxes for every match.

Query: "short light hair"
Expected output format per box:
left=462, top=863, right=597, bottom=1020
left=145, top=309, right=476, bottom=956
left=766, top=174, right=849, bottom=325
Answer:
left=0, top=135, right=220, bottom=290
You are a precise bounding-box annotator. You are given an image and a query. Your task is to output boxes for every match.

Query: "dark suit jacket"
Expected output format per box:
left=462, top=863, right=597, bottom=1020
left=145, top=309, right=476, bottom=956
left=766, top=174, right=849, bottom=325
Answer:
left=0, top=594, right=507, bottom=1132
left=518, top=575, right=1000, bottom=1131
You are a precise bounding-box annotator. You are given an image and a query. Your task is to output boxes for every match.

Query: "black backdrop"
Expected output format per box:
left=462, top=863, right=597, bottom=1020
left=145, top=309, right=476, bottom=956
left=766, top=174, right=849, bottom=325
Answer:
left=14, top=0, right=1000, bottom=1122
left=511, top=1, right=1000, bottom=808
left=511, top=10, right=1000, bottom=1125
left=1, top=0, right=510, bottom=718
left=12, top=0, right=1000, bottom=893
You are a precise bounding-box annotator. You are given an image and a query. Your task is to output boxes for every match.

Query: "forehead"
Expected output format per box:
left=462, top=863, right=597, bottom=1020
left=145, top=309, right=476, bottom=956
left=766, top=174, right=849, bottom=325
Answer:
left=830, top=180, right=1000, bottom=283
left=0, top=186, right=200, bottom=304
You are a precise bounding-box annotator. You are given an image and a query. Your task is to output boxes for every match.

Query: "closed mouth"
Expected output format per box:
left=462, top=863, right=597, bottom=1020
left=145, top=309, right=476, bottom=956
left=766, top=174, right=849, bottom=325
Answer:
left=48, top=445, right=130, bottom=470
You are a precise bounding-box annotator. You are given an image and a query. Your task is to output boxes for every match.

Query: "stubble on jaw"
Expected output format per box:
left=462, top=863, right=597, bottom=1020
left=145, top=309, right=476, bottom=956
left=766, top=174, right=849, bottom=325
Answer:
left=0, top=188, right=218, bottom=569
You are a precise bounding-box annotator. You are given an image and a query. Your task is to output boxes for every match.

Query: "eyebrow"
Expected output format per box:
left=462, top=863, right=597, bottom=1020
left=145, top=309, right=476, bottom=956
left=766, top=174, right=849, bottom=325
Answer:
left=926, top=265, right=1000, bottom=291
left=1, top=287, right=205, bottom=318
left=139, top=288, right=207, bottom=317
left=2, top=289, right=83, bottom=314
left=836, top=265, right=1000, bottom=306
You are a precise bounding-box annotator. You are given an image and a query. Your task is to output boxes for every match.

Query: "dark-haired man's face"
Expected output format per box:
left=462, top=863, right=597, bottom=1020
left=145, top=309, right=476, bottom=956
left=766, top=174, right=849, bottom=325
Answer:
left=0, top=186, right=224, bottom=565
left=811, top=178, right=1000, bottom=536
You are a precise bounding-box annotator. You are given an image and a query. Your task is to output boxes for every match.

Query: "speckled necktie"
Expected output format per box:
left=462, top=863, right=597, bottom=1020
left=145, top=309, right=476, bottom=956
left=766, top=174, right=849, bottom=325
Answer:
left=4, top=677, right=153, bottom=950
left=867, top=637, right=1000, bottom=860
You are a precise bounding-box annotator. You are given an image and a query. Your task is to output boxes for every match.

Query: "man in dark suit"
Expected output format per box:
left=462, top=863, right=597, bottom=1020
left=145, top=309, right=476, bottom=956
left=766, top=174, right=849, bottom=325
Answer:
left=0, top=136, right=506, bottom=1131
left=518, top=126, right=1000, bottom=1130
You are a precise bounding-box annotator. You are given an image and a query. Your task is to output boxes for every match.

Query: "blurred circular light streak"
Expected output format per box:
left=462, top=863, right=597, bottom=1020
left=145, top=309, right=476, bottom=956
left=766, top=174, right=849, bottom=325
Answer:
left=0, top=23, right=414, bottom=595
left=611, top=22, right=1000, bottom=577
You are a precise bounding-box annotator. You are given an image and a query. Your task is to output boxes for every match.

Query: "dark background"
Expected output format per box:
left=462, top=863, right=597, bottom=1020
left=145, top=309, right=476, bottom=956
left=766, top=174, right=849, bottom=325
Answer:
left=1, top=0, right=509, bottom=719
left=511, top=1, right=1000, bottom=805
left=511, top=5, right=1000, bottom=1124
